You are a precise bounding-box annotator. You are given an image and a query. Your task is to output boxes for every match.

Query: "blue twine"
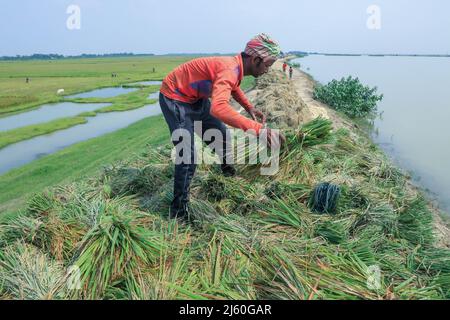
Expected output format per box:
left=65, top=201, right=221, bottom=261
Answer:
left=310, top=182, right=341, bottom=214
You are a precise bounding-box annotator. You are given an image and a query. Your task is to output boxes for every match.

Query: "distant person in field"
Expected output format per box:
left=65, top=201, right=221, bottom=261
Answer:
left=160, top=33, right=285, bottom=220
left=289, top=66, right=293, bottom=80
left=282, top=62, right=287, bottom=73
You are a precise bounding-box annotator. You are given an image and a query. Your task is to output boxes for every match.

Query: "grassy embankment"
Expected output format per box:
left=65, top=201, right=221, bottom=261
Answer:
left=1, top=117, right=450, bottom=300
left=0, top=67, right=449, bottom=300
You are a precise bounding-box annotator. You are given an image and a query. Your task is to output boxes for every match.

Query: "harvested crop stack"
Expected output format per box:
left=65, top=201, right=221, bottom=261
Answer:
left=1, top=115, right=450, bottom=300
left=254, top=69, right=307, bottom=128
left=282, top=117, right=333, bottom=161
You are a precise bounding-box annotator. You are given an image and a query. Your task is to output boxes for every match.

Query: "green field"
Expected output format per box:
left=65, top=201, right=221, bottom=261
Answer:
left=0, top=55, right=255, bottom=116
left=0, top=56, right=255, bottom=149
left=0, top=56, right=191, bottom=115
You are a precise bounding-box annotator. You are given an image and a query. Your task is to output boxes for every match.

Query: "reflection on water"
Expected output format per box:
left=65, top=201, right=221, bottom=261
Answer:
left=293, top=55, right=450, bottom=212
left=65, top=87, right=138, bottom=99
left=0, top=102, right=111, bottom=132
left=148, top=92, right=159, bottom=100
left=127, top=80, right=162, bottom=86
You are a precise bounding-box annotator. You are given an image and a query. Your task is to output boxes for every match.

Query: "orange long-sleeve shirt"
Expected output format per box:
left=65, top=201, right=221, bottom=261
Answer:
left=160, top=54, right=262, bottom=134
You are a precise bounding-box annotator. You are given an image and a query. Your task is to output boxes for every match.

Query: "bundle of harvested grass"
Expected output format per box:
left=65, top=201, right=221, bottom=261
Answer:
left=283, top=117, right=333, bottom=158
left=314, top=219, right=348, bottom=244
left=103, top=164, right=173, bottom=198
left=264, top=181, right=311, bottom=205
left=69, top=201, right=164, bottom=299
left=254, top=70, right=306, bottom=128
left=396, top=197, right=434, bottom=247
left=1, top=193, right=86, bottom=261
left=0, top=242, right=67, bottom=299
left=237, top=117, right=333, bottom=176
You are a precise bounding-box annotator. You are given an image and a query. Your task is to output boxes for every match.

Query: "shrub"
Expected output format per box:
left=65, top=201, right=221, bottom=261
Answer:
left=313, top=76, right=383, bottom=118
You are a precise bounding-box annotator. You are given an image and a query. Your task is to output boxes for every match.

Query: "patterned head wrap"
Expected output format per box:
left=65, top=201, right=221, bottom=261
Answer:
left=244, top=33, right=281, bottom=61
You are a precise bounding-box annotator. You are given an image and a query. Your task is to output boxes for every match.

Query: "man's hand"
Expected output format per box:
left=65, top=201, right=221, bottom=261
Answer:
left=265, top=128, right=286, bottom=150
left=249, top=108, right=266, bottom=126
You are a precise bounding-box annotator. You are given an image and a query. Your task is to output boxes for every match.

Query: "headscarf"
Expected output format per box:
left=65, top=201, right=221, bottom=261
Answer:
left=244, top=33, right=281, bottom=61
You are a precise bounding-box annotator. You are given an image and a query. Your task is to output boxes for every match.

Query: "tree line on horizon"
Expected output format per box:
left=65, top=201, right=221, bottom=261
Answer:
left=0, top=53, right=155, bottom=61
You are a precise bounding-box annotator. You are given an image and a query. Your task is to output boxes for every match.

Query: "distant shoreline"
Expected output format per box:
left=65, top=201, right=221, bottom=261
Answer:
left=3, top=52, right=450, bottom=62
left=290, top=52, right=450, bottom=58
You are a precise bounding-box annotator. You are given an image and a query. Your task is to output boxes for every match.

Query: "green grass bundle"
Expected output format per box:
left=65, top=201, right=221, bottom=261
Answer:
left=70, top=204, right=164, bottom=299
left=198, top=173, right=246, bottom=202
left=197, top=172, right=265, bottom=216
left=1, top=191, right=87, bottom=261
left=287, top=117, right=333, bottom=147
left=281, top=117, right=333, bottom=161
left=103, top=164, right=173, bottom=198
left=0, top=215, right=47, bottom=249
left=297, top=117, right=334, bottom=148
left=265, top=181, right=311, bottom=201
left=264, top=196, right=311, bottom=230
left=314, top=220, right=349, bottom=244
left=238, top=117, right=333, bottom=172
left=0, top=242, right=67, bottom=300
left=339, top=186, right=371, bottom=210
left=141, top=181, right=221, bottom=226
left=252, top=245, right=313, bottom=300
left=188, top=198, right=221, bottom=226
left=396, top=197, right=434, bottom=247
left=26, top=191, right=59, bottom=216
left=350, top=204, right=398, bottom=238
left=194, top=233, right=258, bottom=300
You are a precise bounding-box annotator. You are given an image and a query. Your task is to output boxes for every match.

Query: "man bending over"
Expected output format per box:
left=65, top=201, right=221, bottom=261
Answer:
left=159, top=33, right=284, bottom=220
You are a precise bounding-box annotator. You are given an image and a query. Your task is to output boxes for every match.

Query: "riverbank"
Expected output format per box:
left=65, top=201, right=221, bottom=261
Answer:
left=280, top=56, right=450, bottom=247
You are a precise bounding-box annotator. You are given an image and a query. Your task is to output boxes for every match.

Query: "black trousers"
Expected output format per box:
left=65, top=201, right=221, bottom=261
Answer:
left=159, top=93, right=231, bottom=211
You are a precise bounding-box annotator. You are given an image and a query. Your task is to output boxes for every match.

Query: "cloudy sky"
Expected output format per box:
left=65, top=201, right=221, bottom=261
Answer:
left=1, top=0, right=449, bottom=56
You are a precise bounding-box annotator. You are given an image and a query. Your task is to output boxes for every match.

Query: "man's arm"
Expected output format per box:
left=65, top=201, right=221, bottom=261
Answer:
left=232, top=84, right=267, bottom=125
left=231, top=87, right=254, bottom=113
left=210, top=71, right=262, bottom=135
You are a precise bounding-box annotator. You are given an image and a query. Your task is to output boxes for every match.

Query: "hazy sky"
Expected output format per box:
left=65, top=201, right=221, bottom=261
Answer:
left=1, top=0, right=450, bottom=56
